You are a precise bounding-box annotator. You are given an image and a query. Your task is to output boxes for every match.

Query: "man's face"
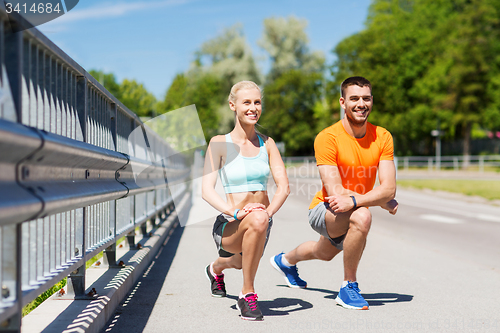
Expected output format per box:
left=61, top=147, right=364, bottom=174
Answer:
left=340, top=85, right=373, bottom=127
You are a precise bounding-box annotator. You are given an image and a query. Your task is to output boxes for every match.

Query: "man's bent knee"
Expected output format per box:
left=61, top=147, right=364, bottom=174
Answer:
left=350, top=207, right=372, bottom=234
left=313, top=238, right=340, bottom=261
left=315, top=251, right=336, bottom=261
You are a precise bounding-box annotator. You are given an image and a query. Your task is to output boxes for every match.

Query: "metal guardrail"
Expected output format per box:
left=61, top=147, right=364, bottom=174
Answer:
left=0, top=9, right=190, bottom=332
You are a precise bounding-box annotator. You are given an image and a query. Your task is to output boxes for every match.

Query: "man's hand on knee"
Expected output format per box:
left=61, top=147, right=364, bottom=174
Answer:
left=325, top=195, right=355, bottom=213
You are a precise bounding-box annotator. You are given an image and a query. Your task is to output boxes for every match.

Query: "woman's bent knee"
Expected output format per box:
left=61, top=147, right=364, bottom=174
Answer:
left=246, top=211, right=269, bottom=233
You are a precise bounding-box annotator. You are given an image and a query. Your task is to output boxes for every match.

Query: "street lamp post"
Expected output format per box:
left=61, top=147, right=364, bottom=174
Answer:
left=431, top=122, right=444, bottom=170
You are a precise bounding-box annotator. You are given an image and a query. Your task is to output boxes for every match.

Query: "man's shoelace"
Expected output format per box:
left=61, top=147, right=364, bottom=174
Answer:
left=215, top=275, right=224, bottom=290
left=289, top=265, right=300, bottom=278
left=346, top=282, right=362, bottom=299
left=244, top=293, right=259, bottom=311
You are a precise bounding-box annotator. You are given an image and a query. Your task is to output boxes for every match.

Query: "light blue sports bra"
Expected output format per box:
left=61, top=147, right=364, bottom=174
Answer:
left=219, top=133, right=270, bottom=193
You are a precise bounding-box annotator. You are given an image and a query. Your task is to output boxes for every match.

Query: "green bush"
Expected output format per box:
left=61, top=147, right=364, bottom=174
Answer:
left=22, top=278, right=66, bottom=317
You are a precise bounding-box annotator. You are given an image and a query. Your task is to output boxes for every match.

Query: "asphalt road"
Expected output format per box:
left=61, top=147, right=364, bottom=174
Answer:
left=101, top=177, right=500, bottom=333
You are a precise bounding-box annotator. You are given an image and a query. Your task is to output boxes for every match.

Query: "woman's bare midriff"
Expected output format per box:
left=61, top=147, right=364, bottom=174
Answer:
left=226, top=191, right=270, bottom=210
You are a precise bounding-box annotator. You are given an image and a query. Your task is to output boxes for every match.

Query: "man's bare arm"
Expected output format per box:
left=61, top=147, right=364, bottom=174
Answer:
left=319, top=161, right=397, bottom=214
left=356, top=160, right=396, bottom=207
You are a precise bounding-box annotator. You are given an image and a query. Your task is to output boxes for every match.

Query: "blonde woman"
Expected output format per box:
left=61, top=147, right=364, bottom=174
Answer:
left=202, top=81, right=289, bottom=321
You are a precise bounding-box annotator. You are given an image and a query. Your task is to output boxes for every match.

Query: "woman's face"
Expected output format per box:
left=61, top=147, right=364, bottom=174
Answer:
left=230, top=88, right=262, bottom=125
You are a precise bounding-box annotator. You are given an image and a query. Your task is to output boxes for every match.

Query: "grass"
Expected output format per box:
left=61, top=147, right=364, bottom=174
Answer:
left=22, top=213, right=150, bottom=316
left=22, top=252, right=104, bottom=317
left=22, top=278, right=67, bottom=316
left=397, top=179, right=500, bottom=201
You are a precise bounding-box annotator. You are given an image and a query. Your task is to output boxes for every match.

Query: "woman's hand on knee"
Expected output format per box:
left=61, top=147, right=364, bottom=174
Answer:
left=234, top=203, right=267, bottom=221
left=242, top=202, right=266, bottom=212
left=242, top=203, right=267, bottom=215
left=238, top=203, right=269, bottom=221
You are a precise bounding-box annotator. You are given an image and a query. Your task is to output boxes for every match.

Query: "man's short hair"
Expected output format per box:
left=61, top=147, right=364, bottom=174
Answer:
left=341, top=76, right=372, bottom=97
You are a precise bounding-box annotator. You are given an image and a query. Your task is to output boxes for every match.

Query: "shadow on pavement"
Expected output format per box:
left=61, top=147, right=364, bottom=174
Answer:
left=277, top=285, right=413, bottom=307
left=227, top=295, right=313, bottom=316
left=362, top=292, right=414, bottom=306
left=100, top=222, right=186, bottom=333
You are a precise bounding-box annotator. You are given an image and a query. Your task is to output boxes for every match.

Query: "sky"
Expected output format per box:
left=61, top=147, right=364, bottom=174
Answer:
left=37, top=0, right=372, bottom=99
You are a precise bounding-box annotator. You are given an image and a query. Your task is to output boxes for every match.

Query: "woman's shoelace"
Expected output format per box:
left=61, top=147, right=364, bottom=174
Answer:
left=215, top=275, right=224, bottom=290
left=244, top=294, right=258, bottom=311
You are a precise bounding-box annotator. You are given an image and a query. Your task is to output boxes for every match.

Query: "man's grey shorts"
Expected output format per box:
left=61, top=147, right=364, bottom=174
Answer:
left=308, top=202, right=346, bottom=250
left=212, top=213, right=273, bottom=257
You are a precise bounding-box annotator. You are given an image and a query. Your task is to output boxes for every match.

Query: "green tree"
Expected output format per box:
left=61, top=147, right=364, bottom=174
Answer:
left=259, top=16, right=324, bottom=80
left=119, top=79, right=157, bottom=118
left=331, top=0, right=500, bottom=157
left=195, top=24, right=262, bottom=133
left=159, top=24, right=262, bottom=139
left=260, top=69, right=324, bottom=155
left=430, top=0, right=500, bottom=159
left=196, top=24, right=261, bottom=92
left=160, top=73, right=188, bottom=110
left=89, top=70, right=122, bottom=99
left=258, top=16, right=328, bottom=155
left=89, top=70, right=157, bottom=118
left=158, top=72, right=223, bottom=142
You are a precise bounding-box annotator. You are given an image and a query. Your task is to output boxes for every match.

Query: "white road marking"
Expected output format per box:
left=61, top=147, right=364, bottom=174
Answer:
left=403, top=201, right=500, bottom=223
left=477, top=214, right=500, bottom=223
left=419, top=214, right=463, bottom=224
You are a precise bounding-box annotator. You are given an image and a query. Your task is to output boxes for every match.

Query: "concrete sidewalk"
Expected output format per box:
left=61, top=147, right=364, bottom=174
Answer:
left=99, top=177, right=500, bottom=333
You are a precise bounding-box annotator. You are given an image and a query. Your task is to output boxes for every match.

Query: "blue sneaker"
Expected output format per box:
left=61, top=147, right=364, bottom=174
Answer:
left=270, top=252, right=307, bottom=288
left=335, top=281, right=369, bottom=310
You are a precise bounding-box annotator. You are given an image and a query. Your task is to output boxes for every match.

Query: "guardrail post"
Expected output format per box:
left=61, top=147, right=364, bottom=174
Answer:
left=66, top=207, right=86, bottom=298
left=4, top=26, right=22, bottom=123
left=140, top=223, right=148, bottom=238
left=64, top=76, right=88, bottom=299
left=126, top=231, right=136, bottom=250
left=0, top=314, right=20, bottom=333
left=404, top=157, right=409, bottom=171
left=428, top=157, right=433, bottom=171
left=479, top=156, right=484, bottom=173
left=160, top=208, right=167, bottom=223
left=76, top=76, right=87, bottom=142
left=66, top=265, right=85, bottom=299
left=102, top=244, right=117, bottom=267
left=0, top=223, right=22, bottom=333
left=453, top=157, right=459, bottom=170
left=102, top=167, right=118, bottom=267
left=102, top=103, right=119, bottom=266
left=0, top=224, right=22, bottom=333
left=110, top=103, right=117, bottom=151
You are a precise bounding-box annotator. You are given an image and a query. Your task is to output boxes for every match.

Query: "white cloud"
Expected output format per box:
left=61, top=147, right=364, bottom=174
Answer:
left=46, top=0, right=191, bottom=25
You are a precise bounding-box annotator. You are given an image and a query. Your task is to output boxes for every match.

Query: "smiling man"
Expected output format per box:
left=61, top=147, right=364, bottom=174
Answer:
left=270, top=76, right=398, bottom=310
